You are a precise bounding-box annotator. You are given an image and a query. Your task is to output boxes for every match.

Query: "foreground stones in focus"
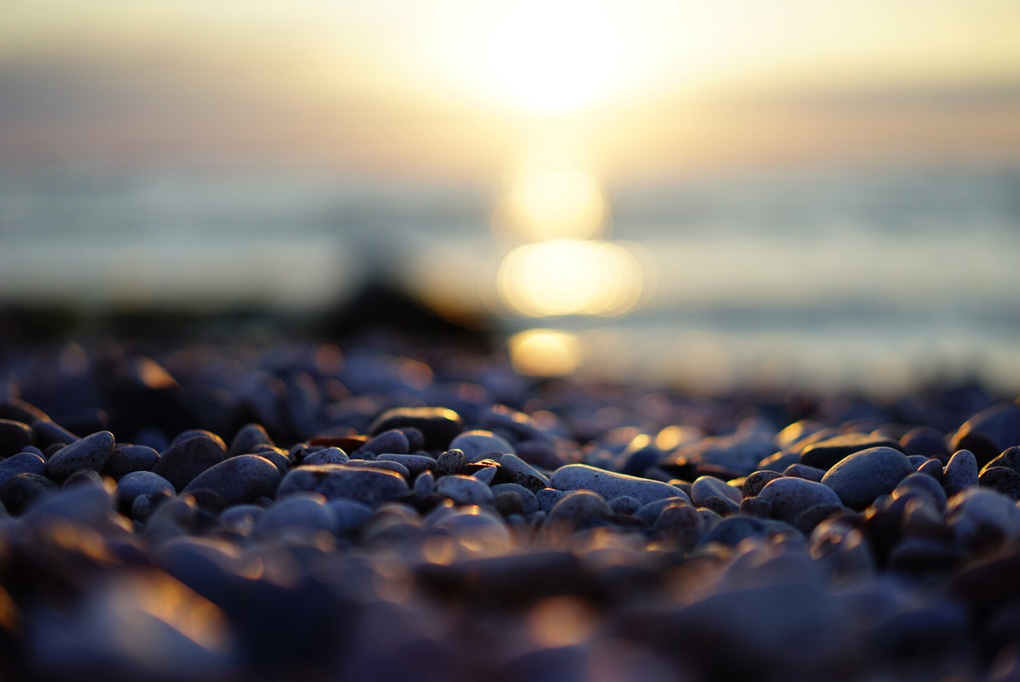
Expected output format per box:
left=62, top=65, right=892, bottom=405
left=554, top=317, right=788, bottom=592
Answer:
left=0, top=342, right=1020, bottom=681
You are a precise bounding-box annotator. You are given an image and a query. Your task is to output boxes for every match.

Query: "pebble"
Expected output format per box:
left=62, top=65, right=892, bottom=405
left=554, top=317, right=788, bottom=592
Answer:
left=413, top=471, right=435, bottom=501
left=740, top=497, right=772, bottom=519
left=152, top=431, right=228, bottom=491
left=949, top=402, right=1020, bottom=466
left=0, top=451, right=47, bottom=487
left=359, top=429, right=410, bottom=456
left=117, top=471, right=177, bottom=511
left=256, top=493, right=337, bottom=536
left=547, top=490, right=611, bottom=527
left=302, top=447, right=350, bottom=466
left=699, top=516, right=769, bottom=548
left=0, top=418, right=36, bottom=458
left=899, top=427, right=950, bottom=459
left=498, top=453, right=550, bottom=492
left=435, top=474, right=494, bottom=506
left=31, top=419, right=80, bottom=447
left=947, top=487, right=1020, bottom=549
left=783, top=463, right=825, bottom=482
left=448, top=430, right=516, bottom=462
left=820, top=447, right=912, bottom=510
left=340, top=459, right=410, bottom=478
left=329, top=498, right=374, bottom=533
left=698, top=495, right=739, bottom=516
left=690, top=476, right=742, bottom=506
left=757, top=477, right=843, bottom=523
left=608, top=495, right=642, bottom=516
left=471, top=465, right=497, bottom=485
left=979, top=467, right=1020, bottom=500
left=537, top=487, right=567, bottom=513
left=551, top=464, right=690, bottom=506
left=63, top=469, right=105, bottom=488
left=800, top=433, right=903, bottom=471
left=655, top=502, right=702, bottom=550
left=228, top=423, right=275, bottom=458
left=368, top=407, right=463, bottom=451
left=104, top=444, right=160, bottom=480
left=278, top=465, right=409, bottom=507
left=916, top=458, right=943, bottom=480
left=943, top=449, right=980, bottom=497
left=742, top=470, right=784, bottom=497
left=182, top=455, right=282, bottom=506
left=0, top=472, right=58, bottom=514
left=893, top=473, right=948, bottom=512
left=981, top=446, right=1020, bottom=476
left=435, top=449, right=466, bottom=476
left=45, top=430, right=115, bottom=484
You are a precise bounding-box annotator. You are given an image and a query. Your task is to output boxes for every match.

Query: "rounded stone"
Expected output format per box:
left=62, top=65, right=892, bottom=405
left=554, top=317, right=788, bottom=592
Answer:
left=548, top=490, right=611, bottom=527
left=117, top=471, right=176, bottom=511
left=182, top=455, right=282, bottom=506
left=550, top=464, right=691, bottom=506
left=820, top=447, right=912, bottom=510
left=278, top=465, right=410, bottom=507
left=302, top=447, right=349, bottom=466
left=800, top=433, right=903, bottom=471
left=0, top=419, right=36, bottom=459
left=943, top=449, right=980, bottom=498
left=757, top=477, right=843, bottom=522
left=359, top=429, right=410, bottom=456
left=103, top=445, right=160, bottom=480
left=257, top=493, right=337, bottom=536
left=690, top=476, right=742, bottom=506
left=45, top=431, right=115, bottom=484
left=228, top=423, right=275, bottom=458
left=743, top=471, right=784, bottom=498
left=368, top=407, right=463, bottom=451
left=435, top=475, right=494, bottom=506
left=31, top=419, right=80, bottom=447
left=0, top=452, right=47, bottom=488
left=449, top=430, right=516, bottom=463
left=498, top=453, right=550, bottom=492
left=152, top=432, right=228, bottom=491
left=0, top=473, right=58, bottom=515
left=979, top=467, right=1020, bottom=501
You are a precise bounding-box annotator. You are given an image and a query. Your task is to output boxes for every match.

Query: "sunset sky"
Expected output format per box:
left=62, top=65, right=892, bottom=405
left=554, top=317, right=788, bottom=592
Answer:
left=2, top=0, right=1020, bottom=181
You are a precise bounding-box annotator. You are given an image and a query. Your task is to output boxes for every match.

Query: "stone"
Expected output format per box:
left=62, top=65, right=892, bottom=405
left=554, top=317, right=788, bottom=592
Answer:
left=340, top=459, right=410, bottom=478
left=950, top=403, right=1020, bottom=466
left=117, top=471, right=176, bottom=511
left=537, top=488, right=567, bottom=513
left=0, top=419, right=35, bottom=458
left=698, top=495, right=740, bottom=516
left=791, top=504, right=845, bottom=535
left=498, top=453, right=550, bottom=493
left=377, top=454, right=436, bottom=477
left=820, top=447, right=912, bottom=510
left=228, top=423, right=275, bottom=458
left=0, top=451, right=47, bottom=487
left=979, top=467, right=1020, bottom=501
left=257, top=493, right=337, bottom=536
left=448, top=430, right=516, bottom=463
left=742, top=471, right=784, bottom=498
left=104, top=445, right=160, bottom=480
left=152, top=432, right=228, bottom=491
left=329, top=499, right=374, bottom=533
left=472, top=466, right=497, bottom=485
left=551, top=464, right=691, bottom=506
left=413, top=471, right=435, bottom=501
left=31, top=419, right=80, bottom=447
left=181, top=455, right=282, bottom=506
left=0, top=472, right=58, bottom=515
left=45, top=431, right=115, bottom=484
left=368, top=407, right=463, bottom=451
left=943, top=449, right=980, bottom=497
left=278, top=465, right=409, bottom=507
left=655, top=502, right=702, bottom=550
left=435, top=449, right=466, bottom=477
left=893, top=473, right=948, bottom=512
left=690, top=476, right=742, bottom=506
left=757, top=477, right=843, bottom=523
left=491, top=483, right=539, bottom=515
left=757, top=451, right=800, bottom=473
left=800, top=433, right=903, bottom=471
left=359, top=429, right=410, bottom=456
left=981, top=447, right=1020, bottom=476
left=302, top=447, right=350, bottom=466
left=916, top=458, right=943, bottom=480
left=899, top=427, right=949, bottom=459
left=435, top=475, right=494, bottom=506
left=63, top=469, right=104, bottom=488
left=739, top=497, right=772, bottom=519
left=947, top=487, right=1020, bottom=550
left=669, top=432, right=778, bottom=477
left=608, top=495, right=642, bottom=516
left=783, top=464, right=825, bottom=482
left=699, top=516, right=768, bottom=548
left=548, top=490, right=612, bottom=527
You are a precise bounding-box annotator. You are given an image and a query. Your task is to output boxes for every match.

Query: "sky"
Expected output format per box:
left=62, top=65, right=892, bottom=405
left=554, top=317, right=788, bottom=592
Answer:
left=2, top=0, right=1020, bottom=181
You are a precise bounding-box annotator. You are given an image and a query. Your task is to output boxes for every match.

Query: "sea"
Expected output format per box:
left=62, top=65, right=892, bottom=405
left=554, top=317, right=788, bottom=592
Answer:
left=2, top=162, right=1018, bottom=394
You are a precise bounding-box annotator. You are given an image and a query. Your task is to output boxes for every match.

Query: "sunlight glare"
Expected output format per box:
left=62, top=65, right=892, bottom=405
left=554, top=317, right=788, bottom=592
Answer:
left=495, top=166, right=609, bottom=241
left=509, top=329, right=581, bottom=376
left=485, top=0, right=622, bottom=112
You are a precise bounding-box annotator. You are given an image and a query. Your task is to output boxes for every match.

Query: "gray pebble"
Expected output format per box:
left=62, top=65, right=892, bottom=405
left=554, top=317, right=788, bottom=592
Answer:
left=943, top=449, right=980, bottom=498
left=536, top=488, right=567, bottom=513
left=340, top=459, right=410, bottom=479
left=229, top=423, right=275, bottom=458
left=498, top=453, right=550, bottom=493
left=182, top=455, right=282, bottom=506
left=0, top=419, right=36, bottom=459
left=699, top=515, right=768, bottom=548
left=435, top=449, right=466, bottom=476
left=691, top=476, right=742, bottom=506
left=414, top=471, right=435, bottom=501
left=893, top=472, right=948, bottom=512
left=820, top=447, right=912, bottom=510
left=328, top=498, right=374, bottom=532
left=104, top=445, right=160, bottom=480
left=435, top=475, right=494, bottom=506
left=278, top=465, right=409, bottom=507
left=740, top=497, right=773, bottom=519
left=31, top=419, right=79, bottom=447
left=62, top=469, right=104, bottom=488
left=608, top=495, right=642, bottom=516
left=472, top=466, right=497, bottom=486
left=916, top=458, right=943, bottom=480
left=377, top=454, right=435, bottom=476
left=757, top=477, right=843, bottom=523
left=117, top=471, right=176, bottom=511
left=491, top=483, right=539, bottom=515
left=302, top=447, right=350, bottom=466
left=698, top=495, right=740, bottom=516
left=655, top=502, right=702, bottom=550
left=257, top=493, right=337, bottom=536
left=219, top=504, right=264, bottom=532
left=743, top=470, right=784, bottom=497
left=360, top=429, right=410, bottom=456
left=548, top=490, right=611, bottom=527
left=550, top=464, right=691, bottom=506
left=0, top=452, right=47, bottom=488
left=45, top=431, right=115, bottom=484
left=783, top=464, right=825, bottom=482
left=449, top=430, right=516, bottom=463
left=152, top=432, right=228, bottom=491
left=0, top=473, right=57, bottom=515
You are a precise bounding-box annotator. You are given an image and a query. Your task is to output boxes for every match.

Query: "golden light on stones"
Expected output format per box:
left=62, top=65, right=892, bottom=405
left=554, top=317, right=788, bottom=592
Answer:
left=528, top=596, right=596, bottom=647
left=508, top=329, right=581, bottom=376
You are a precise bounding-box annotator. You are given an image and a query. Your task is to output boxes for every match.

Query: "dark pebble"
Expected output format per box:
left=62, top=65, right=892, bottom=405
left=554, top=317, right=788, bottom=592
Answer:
left=699, top=516, right=768, bottom=547
left=979, top=467, right=1020, bottom=501
left=943, top=449, right=980, bottom=497
left=820, top=447, right=912, bottom=510
left=278, top=464, right=410, bottom=507
left=183, top=455, right=284, bottom=506
left=435, top=449, right=466, bottom=476
left=698, top=495, right=739, bottom=516
left=739, top=496, right=772, bottom=519
left=152, top=431, right=228, bottom=491
left=0, top=419, right=36, bottom=459
left=62, top=469, right=104, bottom=488
left=949, top=403, right=1020, bottom=467
left=368, top=407, right=464, bottom=451
left=783, top=463, right=825, bottom=482
left=742, top=470, right=784, bottom=497
left=899, top=427, right=949, bottom=459
left=792, top=504, right=845, bottom=535
left=0, top=452, right=47, bottom=488
left=31, top=419, right=79, bottom=447
left=44, top=431, right=115, bottom=484
left=0, top=472, right=58, bottom=515
left=103, top=444, right=160, bottom=480
left=800, top=433, right=903, bottom=471
left=228, top=423, right=275, bottom=458
left=981, top=446, right=1020, bottom=476
left=359, top=429, right=410, bottom=456
left=757, top=477, right=842, bottom=522
left=916, top=458, right=943, bottom=480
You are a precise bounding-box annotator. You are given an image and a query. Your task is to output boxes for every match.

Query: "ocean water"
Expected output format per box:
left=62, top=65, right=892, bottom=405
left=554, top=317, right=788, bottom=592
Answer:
left=1, top=163, right=1018, bottom=392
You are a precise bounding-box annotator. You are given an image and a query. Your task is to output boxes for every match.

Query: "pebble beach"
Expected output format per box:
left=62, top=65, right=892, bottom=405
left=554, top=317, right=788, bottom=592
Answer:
left=1, top=337, right=1019, bottom=681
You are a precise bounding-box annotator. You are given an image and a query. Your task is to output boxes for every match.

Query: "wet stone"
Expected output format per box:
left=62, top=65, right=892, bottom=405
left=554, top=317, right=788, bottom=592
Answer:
left=943, top=449, right=980, bottom=498
left=368, top=407, right=464, bottom=451
left=103, top=444, right=160, bottom=480
left=0, top=419, right=36, bottom=459
left=435, top=475, right=494, bottom=506
left=152, top=432, right=229, bottom=491
left=820, top=447, right=912, bottom=511
left=183, top=455, right=282, bottom=506
left=45, top=431, right=115, bottom=484
left=979, top=467, right=1020, bottom=501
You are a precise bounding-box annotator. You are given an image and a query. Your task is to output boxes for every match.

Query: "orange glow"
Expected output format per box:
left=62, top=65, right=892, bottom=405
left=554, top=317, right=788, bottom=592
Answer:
left=528, top=596, right=596, bottom=647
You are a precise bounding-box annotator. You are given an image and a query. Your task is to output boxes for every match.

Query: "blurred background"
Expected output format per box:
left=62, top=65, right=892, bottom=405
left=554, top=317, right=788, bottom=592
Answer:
left=2, top=0, right=1019, bottom=394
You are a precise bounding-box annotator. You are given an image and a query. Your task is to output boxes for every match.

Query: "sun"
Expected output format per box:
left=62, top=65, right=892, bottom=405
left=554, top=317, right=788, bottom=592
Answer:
left=485, top=0, right=622, bottom=112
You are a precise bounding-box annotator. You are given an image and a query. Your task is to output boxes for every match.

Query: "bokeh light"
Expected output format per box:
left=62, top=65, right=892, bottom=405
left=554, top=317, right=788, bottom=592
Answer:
left=494, top=166, right=609, bottom=242
left=508, top=329, right=581, bottom=376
